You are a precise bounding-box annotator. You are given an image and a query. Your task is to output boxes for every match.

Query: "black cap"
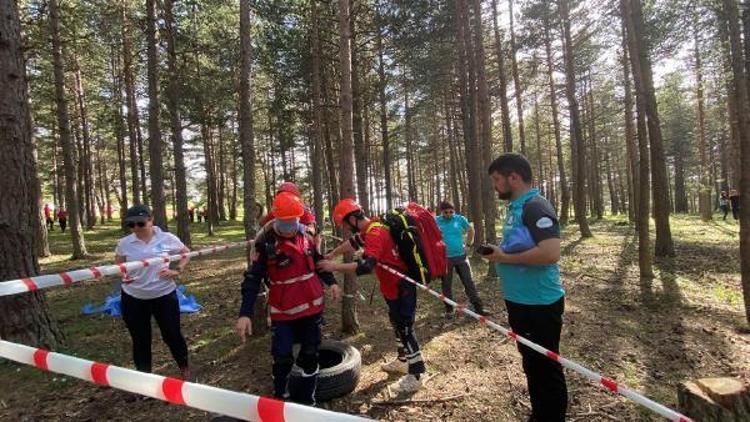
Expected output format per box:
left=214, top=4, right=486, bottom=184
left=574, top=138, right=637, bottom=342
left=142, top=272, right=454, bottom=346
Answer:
left=125, top=205, right=152, bottom=222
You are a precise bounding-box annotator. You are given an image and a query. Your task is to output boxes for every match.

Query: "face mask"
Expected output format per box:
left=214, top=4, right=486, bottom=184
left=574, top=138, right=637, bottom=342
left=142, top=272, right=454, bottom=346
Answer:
left=274, top=219, right=300, bottom=237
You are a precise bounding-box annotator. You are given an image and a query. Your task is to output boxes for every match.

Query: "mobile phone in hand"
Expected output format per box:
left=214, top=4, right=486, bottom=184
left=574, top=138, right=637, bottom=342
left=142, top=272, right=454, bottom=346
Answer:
left=475, top=244, right=494, bottom=256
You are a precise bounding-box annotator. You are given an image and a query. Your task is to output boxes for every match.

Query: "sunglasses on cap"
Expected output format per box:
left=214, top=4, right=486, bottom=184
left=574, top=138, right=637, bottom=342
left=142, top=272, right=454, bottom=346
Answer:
left=126, top=221, right=147, bottom=228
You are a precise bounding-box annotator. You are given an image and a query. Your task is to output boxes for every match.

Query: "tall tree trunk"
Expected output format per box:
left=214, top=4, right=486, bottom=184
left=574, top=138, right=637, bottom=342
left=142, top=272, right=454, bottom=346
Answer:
left=351, top=0, right=370, bottom=213
left=621, top=23, right=638, bottom=224
left=721, top=0, right=750, bottom=325
left=202, top=124, right=218, bottom=236
left=311, top=1, right=325, bottom=228
left=377, top=28, right=393, bottom=209
left=404, top=88, right=417, bottom=202
left=72, top=57, right=96, bottom=229
left=121, top=2, right=142, bottom=206
left=544, top=7, right=569, bottom=225
left=0, top=0, right=64, bottom=347
left=217, top=125, right=227, bottom=221
left=586, top=74, right=603, bottom=219
left=456, top=0, right=484, bottom=243
left=469, top=0, right=496, bottom=245
left=627, top=0, right=674, bottom=256
left=491, top=0, right=513, bottom=152
left=164, top=0, right=191, bottom=246
left=338, top=0, right=359, bottom=334
left=111, top=45, right=129, bottom=226
left=50, top=0, right=87, bottom=258
left=559, top=0, right=592, bottom=238
left=146, top=0, right=168, bottom=230
left=508, top=0, right=526, bottom=154
left=693, top=20, right=711, bottom=221
left=621, top=0, right=652, bottom=277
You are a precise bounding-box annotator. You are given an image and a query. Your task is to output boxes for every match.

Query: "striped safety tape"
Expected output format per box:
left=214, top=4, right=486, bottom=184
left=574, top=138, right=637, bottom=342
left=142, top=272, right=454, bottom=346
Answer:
left=0, top=240, right=253, bottom=297
left=0, top=340, right=368, bottom=421
left=377, top=263, right=693, bottom=422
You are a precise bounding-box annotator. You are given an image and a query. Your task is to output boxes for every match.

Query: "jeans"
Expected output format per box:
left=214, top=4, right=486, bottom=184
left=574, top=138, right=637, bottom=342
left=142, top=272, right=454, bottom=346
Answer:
left=441, top=255, right=482, bottom=312
left=385, top=280, right=426, bottom=375
left=506, top=297, right=567, bottom=422
left=121, top=289, right=188, bottom=373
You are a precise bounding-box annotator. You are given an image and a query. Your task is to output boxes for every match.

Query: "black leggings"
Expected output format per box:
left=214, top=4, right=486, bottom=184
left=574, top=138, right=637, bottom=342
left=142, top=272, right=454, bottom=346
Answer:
left=121, top=289, right=188, bottom=372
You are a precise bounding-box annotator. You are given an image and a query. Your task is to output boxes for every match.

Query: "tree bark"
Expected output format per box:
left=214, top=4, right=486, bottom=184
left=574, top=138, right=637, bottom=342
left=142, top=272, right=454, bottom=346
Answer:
left=350, top=0, right=370, bottom=214
left=146, top=0, right=168, bottom=230
left=377, top=27, right=392, bottom=210
left=543, top=8, right=569, bottom=225
left=469, top=0, right=497, bottom=245
left=491, top=0, right=513, bottom=152
left=72, top=57, right=96, bottom=229
left=50, top=0, right=87, bottom=258
left=508, top=0, right=526, bottom=155
left=621, top=22, right=638, bottom=224
left=626, top=0, right=673, bottom=256
left=559, top=0, right=592, bottom=238
left=121, top=2, right=142, bottom=206
left=720, top=0, right=750, bottom=325
left=622, top=0, right=653, bottom=277
left=693, top=20, right=712, bottom=221
left=310, top=0, right=325, bottom=228
left=164, top=0, right=191, bottom=246
left=338, top=0, right=359, bottom=335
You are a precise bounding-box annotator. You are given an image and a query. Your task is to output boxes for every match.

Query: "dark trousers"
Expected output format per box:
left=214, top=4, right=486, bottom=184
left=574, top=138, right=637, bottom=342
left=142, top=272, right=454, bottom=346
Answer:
left=385, top=280, right=425, bottom=375
left=732, top=207, right=740, bottom=220
left=441, top=255, right=482, bottom=312
left=46, top=217, right=54, bottom=231
left=59, top=219, right=67, bottom=232
left=271, top=312, right=322, bottom=405
left=720, top=205, right=729, bottom=220
left=121, top=289, right=188, bottom=373
left=506, top=297, right=567, bottom=422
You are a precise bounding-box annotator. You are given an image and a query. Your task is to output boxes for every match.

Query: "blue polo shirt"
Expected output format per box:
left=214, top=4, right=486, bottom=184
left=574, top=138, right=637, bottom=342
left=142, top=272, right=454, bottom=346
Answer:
left=436, top=214, right=471, bottom=258
left=496, top=189, right=565, bottom=305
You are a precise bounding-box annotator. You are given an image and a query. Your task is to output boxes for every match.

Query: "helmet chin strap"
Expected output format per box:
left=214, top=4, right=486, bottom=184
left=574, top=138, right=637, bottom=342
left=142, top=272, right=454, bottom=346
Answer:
left=345, top=216, right=360, bottom=234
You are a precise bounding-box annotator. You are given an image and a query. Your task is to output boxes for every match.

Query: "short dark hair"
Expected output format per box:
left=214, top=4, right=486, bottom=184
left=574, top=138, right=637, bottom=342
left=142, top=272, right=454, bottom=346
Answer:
left=439, top=201, right=454, bottom=211
left=487, top=153, right=533, bottom=183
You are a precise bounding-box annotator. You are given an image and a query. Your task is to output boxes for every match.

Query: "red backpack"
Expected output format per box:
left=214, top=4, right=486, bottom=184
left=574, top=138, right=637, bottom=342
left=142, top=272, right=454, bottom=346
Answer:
left=382, top=203, right=448, bottom=283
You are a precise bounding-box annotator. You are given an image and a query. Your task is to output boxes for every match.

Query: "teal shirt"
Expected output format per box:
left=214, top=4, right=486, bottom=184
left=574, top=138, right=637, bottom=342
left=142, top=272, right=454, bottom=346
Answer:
left=495, top=189, right=565, bottom=305
left=436, top=214, right=471, bottom=258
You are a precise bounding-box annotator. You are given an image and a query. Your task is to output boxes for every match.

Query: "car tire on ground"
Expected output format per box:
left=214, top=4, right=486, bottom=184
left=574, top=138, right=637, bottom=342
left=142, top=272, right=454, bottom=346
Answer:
left=290, top=339, right=361, bottom=402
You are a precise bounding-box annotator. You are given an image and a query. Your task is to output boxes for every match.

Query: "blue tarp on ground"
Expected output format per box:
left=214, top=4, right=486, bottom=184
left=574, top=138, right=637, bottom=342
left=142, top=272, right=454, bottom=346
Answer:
left=81, top=285, right=201, bottom=317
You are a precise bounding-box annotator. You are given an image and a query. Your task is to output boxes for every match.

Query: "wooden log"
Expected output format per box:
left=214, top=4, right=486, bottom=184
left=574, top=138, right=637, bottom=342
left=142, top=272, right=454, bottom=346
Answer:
left=678, top=377, right=750, bottom=421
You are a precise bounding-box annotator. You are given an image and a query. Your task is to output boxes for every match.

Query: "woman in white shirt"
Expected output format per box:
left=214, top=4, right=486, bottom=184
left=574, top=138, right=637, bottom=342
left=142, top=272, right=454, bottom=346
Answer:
left=114, top=205, right=192, bottom=380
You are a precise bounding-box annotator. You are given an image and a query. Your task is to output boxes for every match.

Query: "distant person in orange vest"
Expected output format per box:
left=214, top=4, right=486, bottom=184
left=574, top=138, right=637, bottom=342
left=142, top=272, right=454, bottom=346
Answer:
left=57, top=208, right=68, bottom=232
left=44, top=203, right=55, bottom=231
left=235, top=192, right=340, bottom=405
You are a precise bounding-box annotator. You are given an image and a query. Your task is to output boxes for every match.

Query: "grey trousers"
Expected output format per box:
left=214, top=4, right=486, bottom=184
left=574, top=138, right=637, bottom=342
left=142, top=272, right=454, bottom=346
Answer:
left=441, top=255, right=482, bottom=311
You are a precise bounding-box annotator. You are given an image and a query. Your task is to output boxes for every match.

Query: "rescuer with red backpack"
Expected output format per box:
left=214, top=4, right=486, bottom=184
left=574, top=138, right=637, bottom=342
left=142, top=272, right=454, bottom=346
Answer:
left=235, top=192, right=341, bottom=405
left=318, top=199, right=446, bottom=394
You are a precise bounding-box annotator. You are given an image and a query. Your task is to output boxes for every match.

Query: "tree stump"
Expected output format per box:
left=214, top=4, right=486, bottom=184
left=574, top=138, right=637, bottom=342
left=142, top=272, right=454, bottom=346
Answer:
left=678, top=377, right=750, bottom=421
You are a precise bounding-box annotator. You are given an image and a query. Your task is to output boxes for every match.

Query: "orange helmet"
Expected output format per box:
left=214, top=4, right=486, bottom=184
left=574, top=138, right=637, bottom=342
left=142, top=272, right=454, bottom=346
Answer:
left=277, top=181, right=301, bottom=197
left=333, top=198, right=363, bottom=226
left=273, top=192, right=304, bottom=219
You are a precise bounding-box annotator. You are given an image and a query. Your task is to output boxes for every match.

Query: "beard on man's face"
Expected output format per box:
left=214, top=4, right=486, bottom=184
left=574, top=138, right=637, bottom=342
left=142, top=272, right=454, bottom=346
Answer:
left=497, top=189, right=512, bottom=200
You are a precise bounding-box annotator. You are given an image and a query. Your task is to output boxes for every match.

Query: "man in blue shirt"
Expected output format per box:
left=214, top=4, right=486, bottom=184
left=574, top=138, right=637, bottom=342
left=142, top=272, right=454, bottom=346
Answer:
left=435, top=201, right=489, bottom=319
left=481, top=153, right=567, bottom=422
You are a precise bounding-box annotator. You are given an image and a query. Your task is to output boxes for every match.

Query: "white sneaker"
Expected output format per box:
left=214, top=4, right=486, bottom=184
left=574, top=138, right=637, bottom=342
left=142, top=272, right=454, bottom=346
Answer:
left=381, top=358, right=408, bottom=374
left=390, top=374, right=423, bottom=394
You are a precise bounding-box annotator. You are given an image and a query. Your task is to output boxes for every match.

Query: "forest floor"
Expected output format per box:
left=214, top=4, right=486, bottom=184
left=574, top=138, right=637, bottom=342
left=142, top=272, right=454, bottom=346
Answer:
left=1, top=214, right=748, bottom=421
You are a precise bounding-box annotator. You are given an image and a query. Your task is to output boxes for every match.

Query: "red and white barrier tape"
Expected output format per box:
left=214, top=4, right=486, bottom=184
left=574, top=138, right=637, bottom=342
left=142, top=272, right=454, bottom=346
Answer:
left=377, top=264, right=693, bottom=422
left=0, top=240, right=253, bottom=297
left=0, top=339, right=368, bottom=421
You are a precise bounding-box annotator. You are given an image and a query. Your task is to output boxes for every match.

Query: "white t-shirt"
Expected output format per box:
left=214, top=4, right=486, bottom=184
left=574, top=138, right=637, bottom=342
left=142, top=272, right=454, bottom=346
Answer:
left=115, top=227, right=187, bottom=300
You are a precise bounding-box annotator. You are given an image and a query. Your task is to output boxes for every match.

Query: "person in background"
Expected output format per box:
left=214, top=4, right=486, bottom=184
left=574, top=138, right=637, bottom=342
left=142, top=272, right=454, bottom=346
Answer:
left=729, top=189, right=740, bottom=221
left=718, top=191, right=730, bottom=221
left=188, top=207, right=195, bottom=223
left=481, top=153, right=567, bottom=422
left=435, top=201, right=489, bottom=319
left=57, top=207, right=68, bottom=232
left=44, top=203, right=54, bottom=231
left=114, top=205, right=192, bottom=380
left=235, top=192, right=340, bottom=405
